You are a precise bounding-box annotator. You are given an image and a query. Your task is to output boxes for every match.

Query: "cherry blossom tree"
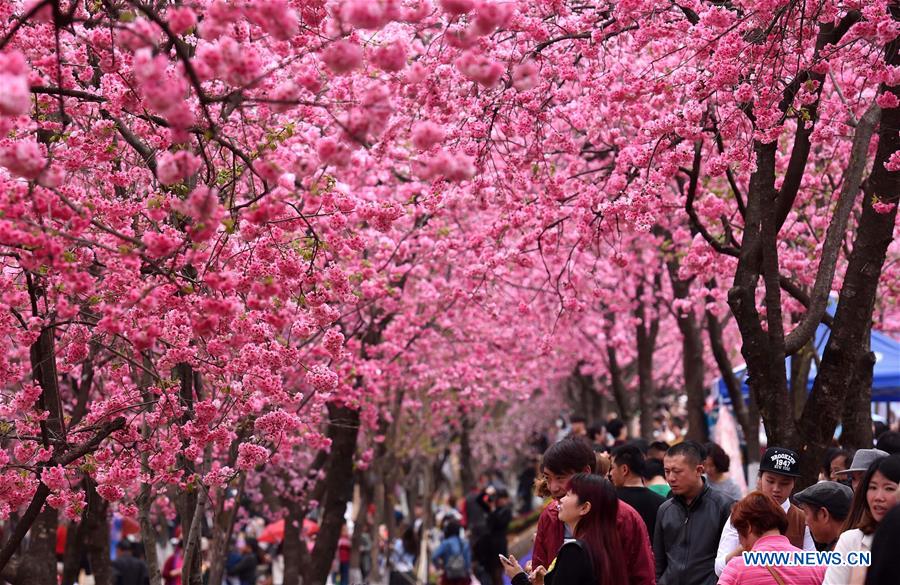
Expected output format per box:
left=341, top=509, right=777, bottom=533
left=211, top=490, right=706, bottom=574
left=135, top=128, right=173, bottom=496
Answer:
left=2, top=1, right=900, bottom=584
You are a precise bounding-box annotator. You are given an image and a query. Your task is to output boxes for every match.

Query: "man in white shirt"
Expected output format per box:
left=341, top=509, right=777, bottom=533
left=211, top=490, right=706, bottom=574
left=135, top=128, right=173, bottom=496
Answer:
left=714, top=447, right=815, bottom=576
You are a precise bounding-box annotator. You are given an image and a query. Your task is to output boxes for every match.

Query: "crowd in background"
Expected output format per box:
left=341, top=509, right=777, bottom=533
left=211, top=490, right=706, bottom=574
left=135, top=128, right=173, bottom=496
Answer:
left=88, top=412, right=900, bottom=585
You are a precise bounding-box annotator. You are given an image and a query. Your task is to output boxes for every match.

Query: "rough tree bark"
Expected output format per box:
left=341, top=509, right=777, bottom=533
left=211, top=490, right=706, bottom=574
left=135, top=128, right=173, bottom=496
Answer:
left=349, top=470, right=374, bottom=581
left=282, top=499, right=310, bottom=585
left=304, top=403, right=361, bottom=585
left=205, top=476, right=245, bottom=585
left=706, top=310, right=761, bottom=463
left=795, top=30, right=899, bottom=485
left=840, top=335, right=876, bottom=451
left=459, top=414, right=475, bottom=494
left=634, top=287, right=660, bottom=441
left=728, top=139, right=796, bottom=449
left=83, top=478, right=112, bottom=585
left=136, top=353, right=163, bottom=585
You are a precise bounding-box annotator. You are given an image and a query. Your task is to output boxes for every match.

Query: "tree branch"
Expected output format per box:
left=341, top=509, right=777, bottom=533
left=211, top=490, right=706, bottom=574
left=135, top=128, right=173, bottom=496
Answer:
left=783, top=103, right=879, bottom=354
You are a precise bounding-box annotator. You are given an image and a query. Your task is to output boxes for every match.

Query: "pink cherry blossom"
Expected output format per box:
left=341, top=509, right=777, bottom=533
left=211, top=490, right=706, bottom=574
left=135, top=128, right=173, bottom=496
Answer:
left=322, top=40, right=364, bottom=74
left=440, top=0, right=475, bottom=15
left=455, top=50, right=504, bottom=87
left=236, top=443, right=269, bottom=471
left=0, top=51, right=30, bottom=116
left=512, top=61, right=539, bottom=91
left=0, top=139, right=46, bottom=180
left=372, top=40, right=408, bottom=72
left=166, top=7, right=197, bottom=35
left=156, top=151, right=202, bottom=185
left=411, top=121, right=447, bottom=149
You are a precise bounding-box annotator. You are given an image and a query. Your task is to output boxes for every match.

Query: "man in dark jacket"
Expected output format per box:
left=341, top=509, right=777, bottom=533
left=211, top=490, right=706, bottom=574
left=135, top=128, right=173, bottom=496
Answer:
left=610, top=443, right=666, bottom=539
left=227, top=538, right=259, bottom=585
left=653, top=441, right=734, bottom=585
left=112, top=540, right=149, bottom=585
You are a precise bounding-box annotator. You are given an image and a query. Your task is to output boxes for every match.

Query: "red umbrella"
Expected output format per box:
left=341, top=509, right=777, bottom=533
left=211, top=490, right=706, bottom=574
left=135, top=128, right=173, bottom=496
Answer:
left=258, top=519, right=318, bottom=543
left=121, top=516, right=140, bottom=537
left=259, top=519, right=284, bottom=543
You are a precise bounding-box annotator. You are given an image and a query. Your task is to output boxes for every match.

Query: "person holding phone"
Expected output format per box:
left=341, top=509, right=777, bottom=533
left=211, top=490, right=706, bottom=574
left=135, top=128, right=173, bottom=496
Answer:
left=500, top=474, right=627, bottom=585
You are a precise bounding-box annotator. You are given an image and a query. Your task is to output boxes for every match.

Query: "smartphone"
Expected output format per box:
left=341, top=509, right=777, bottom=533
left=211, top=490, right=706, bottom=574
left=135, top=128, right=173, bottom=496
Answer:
left=498, top=554, right=510, bottom=565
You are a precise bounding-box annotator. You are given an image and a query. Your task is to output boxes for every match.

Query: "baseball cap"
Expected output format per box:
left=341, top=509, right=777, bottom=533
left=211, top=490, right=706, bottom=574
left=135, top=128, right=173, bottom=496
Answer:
left=833, top=448, right=889, bottom=475
left=759, top=447, right=801, bottom=477
left=792, top=481, right=854, bottom=520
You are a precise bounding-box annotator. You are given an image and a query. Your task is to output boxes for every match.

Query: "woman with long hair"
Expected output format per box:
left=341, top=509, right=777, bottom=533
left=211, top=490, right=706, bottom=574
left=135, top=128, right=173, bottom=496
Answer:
left=500, top=473, right=626, bottom=585
left=824, top=454, right=900, bottom=585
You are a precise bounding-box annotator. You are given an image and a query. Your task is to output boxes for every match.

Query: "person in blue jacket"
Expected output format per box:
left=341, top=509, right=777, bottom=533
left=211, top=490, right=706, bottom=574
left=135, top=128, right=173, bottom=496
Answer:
left=432, top=519, right=472, bottom=585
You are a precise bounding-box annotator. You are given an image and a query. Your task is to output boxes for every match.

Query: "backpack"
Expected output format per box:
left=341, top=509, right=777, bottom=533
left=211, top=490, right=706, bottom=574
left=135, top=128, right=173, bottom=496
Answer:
left=444, top=538, right=468, bottom=580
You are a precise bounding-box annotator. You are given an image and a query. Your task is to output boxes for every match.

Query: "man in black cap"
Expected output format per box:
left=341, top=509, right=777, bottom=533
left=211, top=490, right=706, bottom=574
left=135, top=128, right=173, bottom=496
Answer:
left=792, top=480, right=854, bottom=551
left=714, top=447, right=815, bottom=576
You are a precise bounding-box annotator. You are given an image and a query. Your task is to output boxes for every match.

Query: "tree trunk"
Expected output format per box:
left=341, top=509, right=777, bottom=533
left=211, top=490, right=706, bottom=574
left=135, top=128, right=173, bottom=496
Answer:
left=747, top=391, right=761, bottom=465
left=349, top=471, right=373, bottom=580
left=282, top=500, right=307, bottom=585
left=666, top=262, right=707, bottom=442
left=137, top=478, right=163, bottom=585
left=839, top=335, right=876, bottom=451
left=634, top=297, right=659, bottom=441
left=83, top=479, right=112, bottom=585
left=368, top=479, right=386, bottom=584
left=797, top=68, right=899, bottom=487
left=205, top=476, right=244, bottom=585
left=137, top=353, right=163, bottom=585
left=304, top=404, right=360, bottom=585
left=706, top=310, right=760, bottom=463
left=17, top=506, right=58, bottom=585
left=604, top=312, right=636, bottom=431
left=680, top=311, right=708, bottom=442
left=459, top=415, right=475, bottom=494
left=728, top=140, right=797, bottom=449
left=61, top=519, right=84, bottom=585
left=174, top=363, right=202, bottom=585
left=789, top=338, right=815, bottom=422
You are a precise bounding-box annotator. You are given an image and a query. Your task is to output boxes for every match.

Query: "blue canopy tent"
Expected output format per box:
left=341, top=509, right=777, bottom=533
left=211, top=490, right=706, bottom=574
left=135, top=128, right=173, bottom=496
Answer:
left=715, top=323, right=900, bottom=405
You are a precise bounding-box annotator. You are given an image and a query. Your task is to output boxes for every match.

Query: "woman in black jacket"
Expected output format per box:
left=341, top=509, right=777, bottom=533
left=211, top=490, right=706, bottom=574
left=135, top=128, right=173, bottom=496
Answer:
left=500, top=474, right=626, bottom=585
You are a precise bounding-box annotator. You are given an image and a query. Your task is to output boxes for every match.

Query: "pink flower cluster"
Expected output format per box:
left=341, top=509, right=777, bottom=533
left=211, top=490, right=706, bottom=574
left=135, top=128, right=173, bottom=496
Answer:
left=179, top=186, right=224, bottom=242
left=322, top=328, right=345, bottom=359
left=157, top=150, right=202, bottom=185
left=142, top=231, right=180, bottom=259
left=5, top=382, right=42, bottom=415
left=305, top=364, right=339, bottom=392
left=322, top=41, right=364, bottom=74
left=411, top=121, right=446, bottom=150
left=512, top=62, right=539, bottom=91
left=372, top=40, right=408, bottom=72
left=0, top=139, right=46, bottom=180
left=166, top=7, right=197, bottom=35
left=203, top=465, right=234, bottom=488
left=47, top=488, right=86, bottom=521
left=422, top=150, right=475, bottom=181
left=254, top=410, right=303, bottom=437
left=236, top=442, right=269, bottom=471
left=455, top=50, right=504, bottom=87
left=339, top=0, right=402, bottom=30
left=0, top=51, right=30, bottom=116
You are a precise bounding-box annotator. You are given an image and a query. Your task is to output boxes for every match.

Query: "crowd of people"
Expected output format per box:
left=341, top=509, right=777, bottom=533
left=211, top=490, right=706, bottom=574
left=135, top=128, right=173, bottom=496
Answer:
left=103, top=415, right=900, bottom=585
left=483, top=421, right=900, bottom=585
